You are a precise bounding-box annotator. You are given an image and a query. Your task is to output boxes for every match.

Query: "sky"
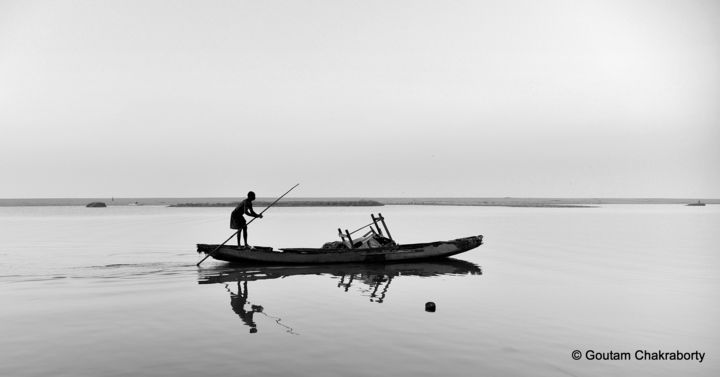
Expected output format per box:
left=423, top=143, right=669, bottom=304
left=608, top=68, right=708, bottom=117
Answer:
left=1, top=0, right=718, bottom=198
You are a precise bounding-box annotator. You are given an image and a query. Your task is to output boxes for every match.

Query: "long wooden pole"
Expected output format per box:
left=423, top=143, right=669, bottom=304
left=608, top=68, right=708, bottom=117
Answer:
left=196, top=183, right=300, bottom=266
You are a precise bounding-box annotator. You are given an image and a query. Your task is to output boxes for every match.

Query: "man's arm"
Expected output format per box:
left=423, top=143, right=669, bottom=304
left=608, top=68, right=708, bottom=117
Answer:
left=245, top=202, right=262, bottom=218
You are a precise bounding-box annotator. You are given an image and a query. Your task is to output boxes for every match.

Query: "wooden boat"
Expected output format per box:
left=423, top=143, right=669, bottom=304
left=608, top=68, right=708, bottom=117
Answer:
left=197, top=235, right=483, bottom=264
left=197, top=213, right=483, bottom=264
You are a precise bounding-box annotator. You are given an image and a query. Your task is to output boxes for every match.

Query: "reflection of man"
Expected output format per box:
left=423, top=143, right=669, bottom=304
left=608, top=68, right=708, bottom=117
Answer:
left=230, top=281, right=263, bottom=333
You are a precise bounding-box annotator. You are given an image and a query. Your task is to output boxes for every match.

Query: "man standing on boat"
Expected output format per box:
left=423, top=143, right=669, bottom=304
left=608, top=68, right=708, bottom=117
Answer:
left=231, top=191, right=262, bottom=248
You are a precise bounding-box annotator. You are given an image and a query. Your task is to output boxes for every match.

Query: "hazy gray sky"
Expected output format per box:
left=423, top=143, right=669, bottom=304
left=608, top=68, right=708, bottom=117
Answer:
left=1, top=0, right=718, bottom=198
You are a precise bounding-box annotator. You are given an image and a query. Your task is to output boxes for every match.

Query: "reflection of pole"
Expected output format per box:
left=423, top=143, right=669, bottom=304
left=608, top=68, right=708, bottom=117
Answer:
left=257, top=311, right=299, bottom=335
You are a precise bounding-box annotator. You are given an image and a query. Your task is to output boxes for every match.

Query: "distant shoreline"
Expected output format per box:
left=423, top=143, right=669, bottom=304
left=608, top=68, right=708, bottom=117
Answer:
left=0, top=197, right=716, bottom=207
left=170, top=200, right=384, bottom=207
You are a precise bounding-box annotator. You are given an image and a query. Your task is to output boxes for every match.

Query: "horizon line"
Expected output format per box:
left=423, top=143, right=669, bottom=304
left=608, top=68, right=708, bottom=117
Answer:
left=1, top=196, right=717, bottom=200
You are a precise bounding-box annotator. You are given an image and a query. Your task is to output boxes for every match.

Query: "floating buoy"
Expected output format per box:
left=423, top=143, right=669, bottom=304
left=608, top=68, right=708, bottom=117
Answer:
left=425, top=302, right=436, bottom=312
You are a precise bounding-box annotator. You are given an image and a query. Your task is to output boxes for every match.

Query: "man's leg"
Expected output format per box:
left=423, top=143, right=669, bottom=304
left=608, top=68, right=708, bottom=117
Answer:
left=243, top=225, right=249, bottom=247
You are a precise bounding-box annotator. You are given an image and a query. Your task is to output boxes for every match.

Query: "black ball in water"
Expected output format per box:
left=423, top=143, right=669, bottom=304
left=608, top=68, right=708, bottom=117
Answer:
left=425, top=302, right=436, bottom=312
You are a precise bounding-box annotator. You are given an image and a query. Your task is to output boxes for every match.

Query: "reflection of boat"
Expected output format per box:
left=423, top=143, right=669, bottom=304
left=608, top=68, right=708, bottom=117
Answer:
left=198, top=259, right=482, bottom=333
left=686, top=201, right=706, bottom=206
left=198, top=236, right=483, bottom=264
left=198, top=258, right=482, bottom=284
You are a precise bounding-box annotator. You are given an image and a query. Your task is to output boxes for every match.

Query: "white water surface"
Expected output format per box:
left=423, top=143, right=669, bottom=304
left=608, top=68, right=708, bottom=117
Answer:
left=1, top=205, right=718, bottom=376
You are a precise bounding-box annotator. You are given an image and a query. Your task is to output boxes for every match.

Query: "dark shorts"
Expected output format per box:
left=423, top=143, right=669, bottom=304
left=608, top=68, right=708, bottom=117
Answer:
left=230, top=212, right=247, bottom=230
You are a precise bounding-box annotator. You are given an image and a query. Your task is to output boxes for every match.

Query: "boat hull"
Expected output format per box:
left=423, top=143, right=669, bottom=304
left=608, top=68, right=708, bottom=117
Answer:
left=197, top=235, right=483, bottom=264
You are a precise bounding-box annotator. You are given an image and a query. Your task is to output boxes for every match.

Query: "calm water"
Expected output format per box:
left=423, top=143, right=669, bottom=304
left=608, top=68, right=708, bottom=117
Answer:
left=1, top=205, right=718, bottom=376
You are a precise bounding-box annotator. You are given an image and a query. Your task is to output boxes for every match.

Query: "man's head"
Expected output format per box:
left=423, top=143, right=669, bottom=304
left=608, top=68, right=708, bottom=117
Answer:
left=247, top=191, right=256, bottom=201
